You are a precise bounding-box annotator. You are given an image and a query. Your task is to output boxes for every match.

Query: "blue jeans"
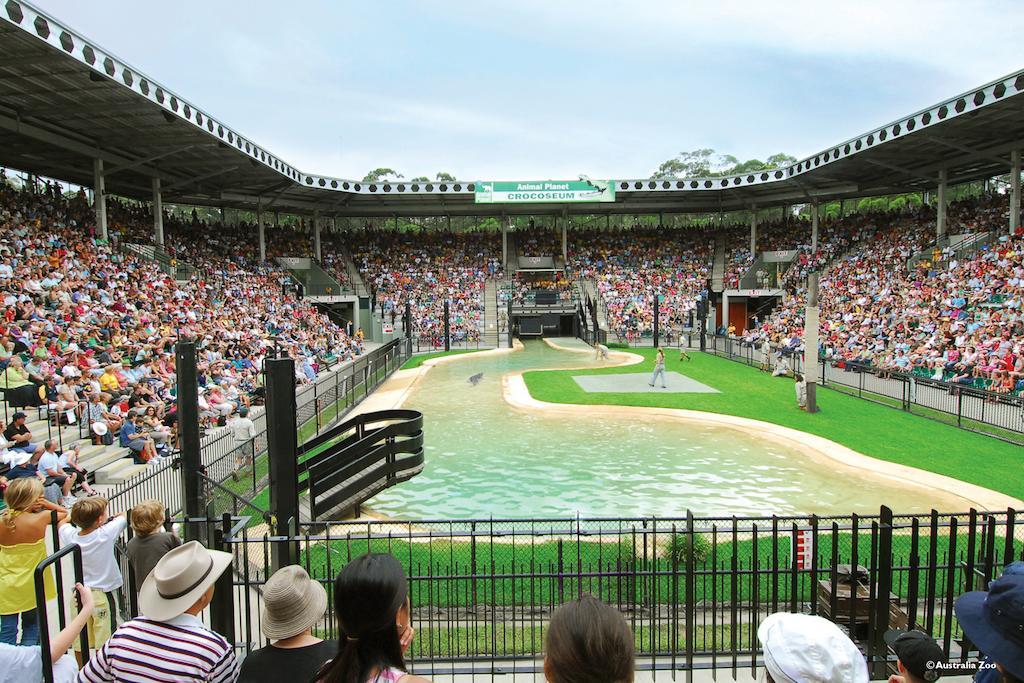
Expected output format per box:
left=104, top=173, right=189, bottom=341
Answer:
left=0, top=608, right=39, bottom=645
left=650, top=367, right=666, bottom=387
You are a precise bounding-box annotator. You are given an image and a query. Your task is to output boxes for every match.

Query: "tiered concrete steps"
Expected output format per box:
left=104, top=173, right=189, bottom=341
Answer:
left=2, top=406, right=148, bottom=485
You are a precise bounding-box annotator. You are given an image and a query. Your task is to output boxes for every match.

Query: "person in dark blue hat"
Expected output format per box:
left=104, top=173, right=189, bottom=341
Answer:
left=955, top=572, right=1024, bottom=683
left=973, top=563, right=1024, bottom=683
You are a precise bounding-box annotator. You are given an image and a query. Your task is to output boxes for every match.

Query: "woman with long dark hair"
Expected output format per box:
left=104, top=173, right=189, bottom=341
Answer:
left=316, top=553, right=430, bottom=683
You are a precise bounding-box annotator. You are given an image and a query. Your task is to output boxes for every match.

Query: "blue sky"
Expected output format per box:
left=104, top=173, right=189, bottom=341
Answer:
left=32, top=1, right=1024, bottom=181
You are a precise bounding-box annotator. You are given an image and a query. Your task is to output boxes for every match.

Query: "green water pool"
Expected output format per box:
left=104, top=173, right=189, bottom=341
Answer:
left=367, top=341, right=967, bottom=519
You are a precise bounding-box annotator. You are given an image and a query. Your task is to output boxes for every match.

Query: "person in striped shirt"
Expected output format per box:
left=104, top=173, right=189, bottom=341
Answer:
left=77, top=540, right=239, bottom=682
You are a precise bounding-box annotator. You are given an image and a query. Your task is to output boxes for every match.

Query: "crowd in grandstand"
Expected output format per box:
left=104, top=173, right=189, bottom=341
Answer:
left=0, top=180, right=363, bottom=487
left=568, top=226, right=714, bottom=341
left=735, top=196, right=1024, bottom=394
left=348, top=228, right=503, bottom=343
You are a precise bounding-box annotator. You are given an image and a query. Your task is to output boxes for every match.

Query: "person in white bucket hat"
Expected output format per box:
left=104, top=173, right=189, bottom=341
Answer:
left=237, top=565, right=334, bottom=683
left=78, top=540, right=239, bottom=682
left=757, top=613, right=868, bottom=683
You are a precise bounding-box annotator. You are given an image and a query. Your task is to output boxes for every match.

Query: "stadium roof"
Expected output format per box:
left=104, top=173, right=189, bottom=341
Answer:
left=1, top=1, right=1023, bottom=219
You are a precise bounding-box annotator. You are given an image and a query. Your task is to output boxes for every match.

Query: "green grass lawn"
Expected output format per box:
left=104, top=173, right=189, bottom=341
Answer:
left=522, top=350, right=1024, bottom=501
left=401, top=349, right=484, bottom=370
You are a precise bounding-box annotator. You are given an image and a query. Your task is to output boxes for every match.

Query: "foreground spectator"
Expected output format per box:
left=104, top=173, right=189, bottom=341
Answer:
left=77, top=540, right=238, bottom=682
left=125, top=499, right=181, bottom=587
left=955, top=574, right=1024, bottom=683
left=544, top=595, right=634, bottom=683
left=757, top=612, right=868, bottom=683
left=0, top=583, right=92, bottom=683
left=58, top=496, right=126, bottom=664
left=238, top=565, right=335, bottom=683
left=315, top=553, right=429, bottom=683
left=0, top=478, right=65, bottom=645
left=883, top=629, right=946, bottom=683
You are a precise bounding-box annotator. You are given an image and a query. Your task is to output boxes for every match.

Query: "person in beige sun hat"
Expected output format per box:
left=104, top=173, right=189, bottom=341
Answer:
left=78, top=540, right=239, bottom=682
left=237, top=564, right=336, bottom=683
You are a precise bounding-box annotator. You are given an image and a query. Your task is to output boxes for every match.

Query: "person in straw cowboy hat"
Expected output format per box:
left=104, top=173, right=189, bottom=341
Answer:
left=238, top=565, right=335, bottom=683
left=77, top=540, right=239, bottom=682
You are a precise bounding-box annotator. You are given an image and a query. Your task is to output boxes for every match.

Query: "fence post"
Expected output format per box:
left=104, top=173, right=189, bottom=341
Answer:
left=210, top=512, right=236, bottom=645
left=443, top=299, right=451, bottom=352
left=314, top=379, right=321, bottom=433
left=175, top=340, right=205, bottom=544
left=957, top=390, right=964, bottom=427
left=405, top=301, right=413, bottom=357
left=265, top=357, right=299, bottom=572
left=870, top=506, right=894, bottom=678
left=685, top=510, right=695, bottom=683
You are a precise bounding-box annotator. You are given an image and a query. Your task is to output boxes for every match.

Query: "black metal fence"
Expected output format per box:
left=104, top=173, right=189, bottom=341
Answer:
left=123, top=506, right=1021, bottom=680
left=702, top=334, right=1024, bottom=444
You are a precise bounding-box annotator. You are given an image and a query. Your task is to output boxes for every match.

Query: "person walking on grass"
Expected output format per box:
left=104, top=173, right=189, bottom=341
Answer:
left=228, top=406, right=257, bottom=480
left=794, top=373, right=807, bottom=410
left=649, top=348, right=667, bottom=389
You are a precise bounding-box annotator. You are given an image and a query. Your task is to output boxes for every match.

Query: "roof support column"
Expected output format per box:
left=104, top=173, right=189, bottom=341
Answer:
left=501, top=213, right=508, bottom=266
left=1010, top=150, right=1021, bottom=235
left=313, top=210, right=321, bottom=261
left=92, top=158, right=107, bottom=241
left=257, top=201, right=265, bottom=263
left=721, top=291, right=729, bottom=335
left=220, top=207, right=226, bottom=224
left=749, top=205, right=757, bottom=255
left=811, top=201, right=819, bottom=253
left=561, top=208, right=568, bottom=264
left=152, top=177, right=164, bottom=248
left=936, top=169, right=948, bottom=240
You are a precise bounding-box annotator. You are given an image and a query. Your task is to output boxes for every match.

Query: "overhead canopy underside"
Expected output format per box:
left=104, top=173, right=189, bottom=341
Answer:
left=1, top=1, right=1023, bottom=219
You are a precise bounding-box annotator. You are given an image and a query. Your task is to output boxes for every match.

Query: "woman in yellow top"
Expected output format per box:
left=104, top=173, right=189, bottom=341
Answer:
left=0, top=477, right=66, bottom=645
left=98, top=365, right=122, bottom=395
left=0, top=356, right=40, bottom=407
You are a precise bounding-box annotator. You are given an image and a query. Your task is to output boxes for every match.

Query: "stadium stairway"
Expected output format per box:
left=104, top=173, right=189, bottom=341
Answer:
left=484, top=279, right=500, bottom=346
left=339, top=246, right=369, bottom=297
left=711, top=233, right=726, bottom=292
left=505, top=231, right=519, bottom=272
left=580, top=279, right=609, bottom=330
left=1, top=403, right=149, bottom=486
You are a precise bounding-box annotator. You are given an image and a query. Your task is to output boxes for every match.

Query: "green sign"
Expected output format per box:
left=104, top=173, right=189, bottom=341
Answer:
left=475, top=179, right=615, bottom=204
